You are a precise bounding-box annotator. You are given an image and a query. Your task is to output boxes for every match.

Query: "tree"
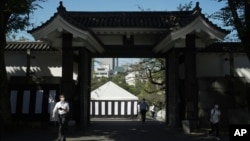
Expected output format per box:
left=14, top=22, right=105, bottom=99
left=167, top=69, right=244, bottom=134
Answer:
left=212, top=0, right=250, bottom=58
left=177, top=1, right=193, bottom=11
left=211, top=1, right=250, bottom=110
left=0, top=0, right=46, bottom=125
left=135, top=58, right=166, bottom=91
left=130, top=58, right=166, bottom=108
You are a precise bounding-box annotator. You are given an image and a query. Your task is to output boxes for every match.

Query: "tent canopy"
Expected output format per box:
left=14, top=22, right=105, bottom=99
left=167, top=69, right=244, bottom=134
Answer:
left=91, top=81, right=138, bottom=101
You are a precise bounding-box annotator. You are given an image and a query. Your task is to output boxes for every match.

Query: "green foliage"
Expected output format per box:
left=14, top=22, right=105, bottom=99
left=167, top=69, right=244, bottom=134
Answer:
left=177, top=1, right=193, bottom=11
left=211, top=0, right=250, bottom=44
left=0, top=0, right=46, bottom=126
left=2, top=0, right=46, bottom=33
left=130, top=58, right=166, bottom=108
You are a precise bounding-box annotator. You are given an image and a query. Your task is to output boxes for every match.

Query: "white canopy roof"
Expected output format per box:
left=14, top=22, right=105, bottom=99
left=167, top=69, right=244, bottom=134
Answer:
left=91, top=81, right=138, bottom=101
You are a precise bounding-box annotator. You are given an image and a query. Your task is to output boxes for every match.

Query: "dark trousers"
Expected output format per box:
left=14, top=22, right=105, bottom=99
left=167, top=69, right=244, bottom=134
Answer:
left=58, top=114, right=68, bottom=141
left=140, top=109, right=147, bottom=122
left=209, top=122, right=219, bottom=137
left=151, top=111, right=155, bottom=118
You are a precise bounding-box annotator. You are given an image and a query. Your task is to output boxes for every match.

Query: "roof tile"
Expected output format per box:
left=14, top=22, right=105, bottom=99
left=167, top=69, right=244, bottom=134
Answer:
left=29, top=2, right=228, bottom=35
left=5, top=42, right=58, bottom=51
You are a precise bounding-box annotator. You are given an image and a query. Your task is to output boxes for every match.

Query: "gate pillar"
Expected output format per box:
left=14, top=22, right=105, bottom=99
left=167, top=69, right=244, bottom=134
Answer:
left=182, top=34, right=198, bottom=133
left=166, top=49, right=181, bottom=127
left=78, top=48, right=91, bottom=128
left=61, top=33, right=73, bottom=101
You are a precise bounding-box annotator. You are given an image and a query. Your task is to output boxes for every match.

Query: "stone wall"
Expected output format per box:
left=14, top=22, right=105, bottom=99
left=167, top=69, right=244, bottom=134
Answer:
left=198, top=77, right=250, bottom=128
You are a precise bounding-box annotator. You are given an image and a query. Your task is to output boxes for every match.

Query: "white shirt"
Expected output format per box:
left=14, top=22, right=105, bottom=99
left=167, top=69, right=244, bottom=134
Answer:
left=210, top=108, right=221, bottom=124
left=150, top=105, right=155, bottom=112
left=53, top=101, right=69, bottom=115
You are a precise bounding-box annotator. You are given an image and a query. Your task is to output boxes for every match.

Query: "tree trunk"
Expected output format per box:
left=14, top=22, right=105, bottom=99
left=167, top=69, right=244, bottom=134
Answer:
left=0, top=3, right=12, bottom=126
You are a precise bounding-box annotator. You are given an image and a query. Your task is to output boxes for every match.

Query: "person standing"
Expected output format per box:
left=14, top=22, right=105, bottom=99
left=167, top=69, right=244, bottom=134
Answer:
left=150, top=104, right=156, bottom=119
left=52, top=94, right=70, bottom=141
left=139, top=98, right=149, bottom=123
left=208, top=104, right=221, bottom=141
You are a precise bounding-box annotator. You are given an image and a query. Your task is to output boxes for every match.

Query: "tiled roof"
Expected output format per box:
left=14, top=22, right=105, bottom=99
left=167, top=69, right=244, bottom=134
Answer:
left=29, top=2, right=228, bottom=34
left=199, top=42, right=243, bottom=53
left=66, top=11, right=195, bottom=28
left=5, top=42, right=242, bottom=53
left=5, top=42, right=57, bottom=51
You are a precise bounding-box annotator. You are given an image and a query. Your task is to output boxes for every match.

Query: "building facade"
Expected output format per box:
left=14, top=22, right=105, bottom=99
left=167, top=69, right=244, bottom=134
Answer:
left=94, top=64, right=110, bottom=78
left=5, top=1, right=250, bottom=129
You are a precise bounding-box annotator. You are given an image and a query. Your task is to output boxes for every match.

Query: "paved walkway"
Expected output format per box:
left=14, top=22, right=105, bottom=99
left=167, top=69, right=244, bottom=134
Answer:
left=4, top=118, right=229, bottom=141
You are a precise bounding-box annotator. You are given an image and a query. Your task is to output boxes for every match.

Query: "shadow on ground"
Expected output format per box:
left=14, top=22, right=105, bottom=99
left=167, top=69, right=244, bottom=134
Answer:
left=4, top=118, right=229, bottom=141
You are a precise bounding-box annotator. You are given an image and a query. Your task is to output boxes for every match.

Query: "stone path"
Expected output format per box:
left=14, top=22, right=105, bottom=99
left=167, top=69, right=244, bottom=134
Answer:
left=4, top=118, right=229, bottom=141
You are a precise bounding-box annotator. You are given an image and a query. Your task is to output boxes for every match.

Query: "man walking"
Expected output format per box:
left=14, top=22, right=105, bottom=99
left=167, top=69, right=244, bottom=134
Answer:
left=139, top=98, right=149, bottom=123
left=52, top=94, right=70, bottom=141
left=208, top=104, right=221, bottom=141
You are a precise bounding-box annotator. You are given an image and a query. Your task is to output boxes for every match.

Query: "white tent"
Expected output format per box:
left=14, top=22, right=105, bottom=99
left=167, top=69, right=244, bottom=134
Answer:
left=91, top=81, right=138, bottom=101
left=90, top=81, right=138, bottom=117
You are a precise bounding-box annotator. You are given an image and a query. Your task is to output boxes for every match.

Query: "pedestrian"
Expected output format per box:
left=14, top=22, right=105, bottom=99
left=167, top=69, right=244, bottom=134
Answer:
left=150, top=104, right=156, bottom=119
left=208, top=104, right=221, bottom=141
left=52, top=94, right=70, bottom=141
left=139, top=98, right=149, bottom=123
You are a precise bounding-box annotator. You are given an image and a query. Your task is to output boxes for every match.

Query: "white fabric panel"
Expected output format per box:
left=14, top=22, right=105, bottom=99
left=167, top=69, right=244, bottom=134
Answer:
left=48, top=90, right=57, bottom=121
left=114, top=102, right=118, bottom=115
left=108, top=102, right=112, bottom=115
left=90, top=101, right=92, bottom=115
left=35, top=90, right=43, bottom=114
left=101, top=102, right=105, bottom=115
left=121, top=102, right=125, bottom=115
left=22, top=91, right=30, bottom=114
left=127, top=101, right=131, bottom=115
left=134, top=101, right=138, bottom=115
left=10, top=90, right=18, bottom=114
left=95, top=102, right=99, bottom=115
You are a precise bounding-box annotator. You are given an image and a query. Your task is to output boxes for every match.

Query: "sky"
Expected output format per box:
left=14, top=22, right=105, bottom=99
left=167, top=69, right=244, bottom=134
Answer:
left=18, top=0, right=226, bottom=40
left=14, top=0, right=226, bottom=66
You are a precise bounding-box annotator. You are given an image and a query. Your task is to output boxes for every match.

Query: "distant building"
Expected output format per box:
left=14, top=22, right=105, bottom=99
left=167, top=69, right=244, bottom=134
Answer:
left=98, top=58, right=118, bottom=70
left=94, top=58, right=122, bottom=77
left=94, top=65, right=110, bottom=78
left=111, top=66, right=125, bottom=76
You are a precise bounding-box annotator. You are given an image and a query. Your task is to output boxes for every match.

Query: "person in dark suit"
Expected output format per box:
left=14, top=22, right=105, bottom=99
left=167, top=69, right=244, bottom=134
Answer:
left=139, top=98, right=149, bottom=123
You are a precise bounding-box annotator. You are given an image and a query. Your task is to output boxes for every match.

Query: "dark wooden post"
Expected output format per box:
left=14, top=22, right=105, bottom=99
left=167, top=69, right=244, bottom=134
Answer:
left=229, top=52, right=234, bottom=77
left=78, top=48, right=91, bottom=128
left=26, top=49, right=31, bottom=77
left=166, top=49, right=180, bottom=127
left=183, top=34, right=198, bottom=133
left=62, top=33, right=73, bottom=101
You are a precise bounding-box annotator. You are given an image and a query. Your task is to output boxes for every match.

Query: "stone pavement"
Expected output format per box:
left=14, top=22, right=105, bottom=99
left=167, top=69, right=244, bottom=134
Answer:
left=4, top=118, right=229, bottom=141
